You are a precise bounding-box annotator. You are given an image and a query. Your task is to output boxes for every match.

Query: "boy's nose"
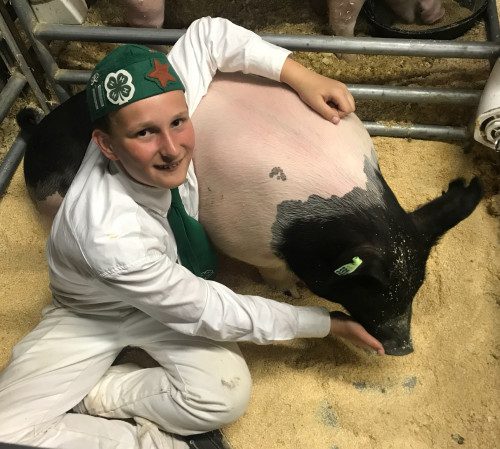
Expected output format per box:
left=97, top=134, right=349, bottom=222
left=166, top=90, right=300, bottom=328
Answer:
left=158, top=132, right=180, bottom=158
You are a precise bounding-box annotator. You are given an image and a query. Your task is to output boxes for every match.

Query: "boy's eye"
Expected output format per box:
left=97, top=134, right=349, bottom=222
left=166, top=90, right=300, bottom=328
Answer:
left=172, top=118, right=184, bottom=128
left=136, top=129, right=152, bottom=137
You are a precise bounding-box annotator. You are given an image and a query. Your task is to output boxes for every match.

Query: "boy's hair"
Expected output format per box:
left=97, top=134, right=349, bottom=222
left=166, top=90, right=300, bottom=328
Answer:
left=86, top=44, right=185, bottom=123
left=92, top=114, right=111, bottom=133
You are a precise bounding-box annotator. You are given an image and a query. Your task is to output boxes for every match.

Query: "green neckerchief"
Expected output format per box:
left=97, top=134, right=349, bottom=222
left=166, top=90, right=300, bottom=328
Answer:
left=167, top=187, right=217, bottom=279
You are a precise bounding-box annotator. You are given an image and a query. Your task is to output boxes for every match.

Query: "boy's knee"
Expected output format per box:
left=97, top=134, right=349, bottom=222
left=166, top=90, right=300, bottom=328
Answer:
left=215, top=369, right=253, bottom=425
left=182, top=364, right=252, bottom=431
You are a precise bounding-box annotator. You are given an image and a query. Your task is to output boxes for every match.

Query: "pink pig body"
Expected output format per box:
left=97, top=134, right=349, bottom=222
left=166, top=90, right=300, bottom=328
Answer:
left=193, top=73, right=375, bottom=288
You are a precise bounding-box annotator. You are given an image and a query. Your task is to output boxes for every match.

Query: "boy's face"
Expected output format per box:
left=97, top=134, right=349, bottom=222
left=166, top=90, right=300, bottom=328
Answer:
left=93, top=90, right=195, bottom=190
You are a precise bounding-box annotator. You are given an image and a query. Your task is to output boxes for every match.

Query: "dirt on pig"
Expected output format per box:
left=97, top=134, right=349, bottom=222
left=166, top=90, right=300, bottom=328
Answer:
left=0, top=1, right=498, bottom=448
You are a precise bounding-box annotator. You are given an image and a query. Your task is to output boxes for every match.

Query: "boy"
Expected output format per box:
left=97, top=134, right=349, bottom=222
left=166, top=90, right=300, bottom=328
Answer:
left=0, top=17, right=382, bottom=449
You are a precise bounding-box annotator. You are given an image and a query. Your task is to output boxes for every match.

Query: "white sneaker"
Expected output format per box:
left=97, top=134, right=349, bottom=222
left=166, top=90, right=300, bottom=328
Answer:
left=72, top=363, right=141, bottom=414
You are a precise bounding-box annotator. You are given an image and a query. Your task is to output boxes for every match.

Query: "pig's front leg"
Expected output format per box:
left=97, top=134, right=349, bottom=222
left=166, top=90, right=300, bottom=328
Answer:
left=327, top=0, right=366, bottom=37
left=258, top=266, right=301, bottom=298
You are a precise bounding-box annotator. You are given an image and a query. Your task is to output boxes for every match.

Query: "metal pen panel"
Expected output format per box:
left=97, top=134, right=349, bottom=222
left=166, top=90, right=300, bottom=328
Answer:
left=0, top=1, right=50, bottom=111
left=9, top=0, right=499, bottom=141
left=10, top=0, right=70, bottom=101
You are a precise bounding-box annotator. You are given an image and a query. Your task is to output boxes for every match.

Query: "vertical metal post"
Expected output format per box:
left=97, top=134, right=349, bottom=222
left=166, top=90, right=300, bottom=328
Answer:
left=0, top=1, right=50, bottom=111
left=11, top=0, right=70, bottom=102
left=486, top=0, right=500, bottom=69
left=486, top=0, right=500, bottom=43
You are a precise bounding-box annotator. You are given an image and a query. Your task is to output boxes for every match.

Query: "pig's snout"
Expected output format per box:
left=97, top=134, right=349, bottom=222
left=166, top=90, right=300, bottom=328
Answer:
left=379, top=334, right=413, bottom=356
left=366, top=311, right=414, bottom=356
left=419, top=1, right=445, bottom=24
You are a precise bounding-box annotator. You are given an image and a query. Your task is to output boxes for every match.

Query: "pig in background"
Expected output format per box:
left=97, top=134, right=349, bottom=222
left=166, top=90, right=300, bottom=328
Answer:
left=18, top=73, right=481, bottom=356
left=106, top=0, right=445, bottom=38
left=122, top=0, right=165, bottom=29
left=310, top=0, right=445, bottom=37
left=86, top=0, right=165, bottom=28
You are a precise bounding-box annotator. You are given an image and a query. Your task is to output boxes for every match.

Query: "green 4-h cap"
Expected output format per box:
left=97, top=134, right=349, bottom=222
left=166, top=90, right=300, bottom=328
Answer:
left=86, top=44, right=185, bottom=122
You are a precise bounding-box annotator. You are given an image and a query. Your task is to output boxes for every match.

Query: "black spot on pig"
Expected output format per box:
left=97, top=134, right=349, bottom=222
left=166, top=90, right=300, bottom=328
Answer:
left=271, top=156, right=482, bottom=355
left=269, top=166, right=287, bottom=181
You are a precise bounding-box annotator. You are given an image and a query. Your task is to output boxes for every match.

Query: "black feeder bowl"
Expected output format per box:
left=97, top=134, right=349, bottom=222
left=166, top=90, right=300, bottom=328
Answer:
left=363, top=0, right=488, bottom=40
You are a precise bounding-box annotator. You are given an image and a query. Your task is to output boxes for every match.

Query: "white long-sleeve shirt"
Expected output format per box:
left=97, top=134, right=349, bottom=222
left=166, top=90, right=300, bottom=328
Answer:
left=47, top=17, right=331, bottom=344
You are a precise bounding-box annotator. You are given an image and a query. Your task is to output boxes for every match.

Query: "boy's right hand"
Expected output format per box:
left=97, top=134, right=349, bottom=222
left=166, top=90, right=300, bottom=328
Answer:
left=329, top=312, right=385, bottom=355
left=280, top=57, right=355, bottom=124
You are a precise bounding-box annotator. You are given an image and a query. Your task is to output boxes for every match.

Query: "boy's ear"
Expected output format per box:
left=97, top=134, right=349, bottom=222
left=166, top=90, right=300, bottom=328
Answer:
left=92, top=128, right=119, bottom=161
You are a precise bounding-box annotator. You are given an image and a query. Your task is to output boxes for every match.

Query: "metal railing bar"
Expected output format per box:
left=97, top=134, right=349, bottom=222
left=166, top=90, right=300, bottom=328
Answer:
left=364, top=122, right=469, bottom=140
left=33, top=23, right=500, bottom=59
left=54, top=68, right=482, bottom=105
left=0, top=132, right=27, bottom=197
left=0, top=72, right=26, bottom=122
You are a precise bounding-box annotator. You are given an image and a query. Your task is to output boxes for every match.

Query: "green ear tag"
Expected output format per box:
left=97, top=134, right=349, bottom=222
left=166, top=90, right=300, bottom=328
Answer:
left=334, top=256, right=363, bottom=276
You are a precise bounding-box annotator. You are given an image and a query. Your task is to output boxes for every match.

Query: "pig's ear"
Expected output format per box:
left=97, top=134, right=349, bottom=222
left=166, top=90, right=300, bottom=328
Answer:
left=410, top=177, right=482, bottom=246
left=333, top=252, right=389, bottom=288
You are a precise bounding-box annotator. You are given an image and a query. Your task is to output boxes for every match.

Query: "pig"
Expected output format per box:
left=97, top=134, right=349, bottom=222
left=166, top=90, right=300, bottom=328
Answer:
left=18, top=73, right=481, bottom=356
left=310, top=0, right=445, bottom=37
left=123, top=0, right=165, bottom=29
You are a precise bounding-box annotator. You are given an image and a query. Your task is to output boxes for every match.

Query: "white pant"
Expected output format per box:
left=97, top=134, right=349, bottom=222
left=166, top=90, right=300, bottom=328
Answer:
left=0, top=305, right=252, bottom=448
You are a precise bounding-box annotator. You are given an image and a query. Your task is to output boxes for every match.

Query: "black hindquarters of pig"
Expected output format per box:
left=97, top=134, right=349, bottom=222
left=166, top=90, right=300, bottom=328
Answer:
left=19, top=90, right=90, bottom=215
left=271, top=157, right=482, bottom=356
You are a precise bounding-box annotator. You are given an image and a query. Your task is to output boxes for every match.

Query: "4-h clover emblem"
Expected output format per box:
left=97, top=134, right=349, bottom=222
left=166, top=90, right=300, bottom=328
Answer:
left=104, top=69, right=135, bottom=105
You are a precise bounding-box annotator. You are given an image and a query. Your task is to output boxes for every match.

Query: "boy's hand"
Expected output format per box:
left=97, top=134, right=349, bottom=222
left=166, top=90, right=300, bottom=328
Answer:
left=280, top=57, right=355, bottom=124
left=329, top=311, right=385, bottom=355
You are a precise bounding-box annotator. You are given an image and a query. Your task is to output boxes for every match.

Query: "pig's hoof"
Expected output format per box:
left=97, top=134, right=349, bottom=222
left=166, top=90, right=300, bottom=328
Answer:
left=442, top=177, right=483, bottom=214
left=444, top=177, right=481, bottom=195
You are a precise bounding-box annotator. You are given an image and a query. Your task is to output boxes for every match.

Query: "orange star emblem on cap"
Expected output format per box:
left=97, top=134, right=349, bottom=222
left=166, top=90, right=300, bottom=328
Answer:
left=147, top=59, right=176, bottom=88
